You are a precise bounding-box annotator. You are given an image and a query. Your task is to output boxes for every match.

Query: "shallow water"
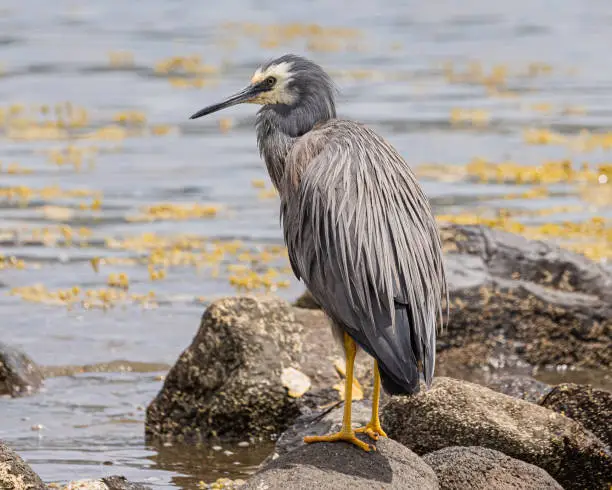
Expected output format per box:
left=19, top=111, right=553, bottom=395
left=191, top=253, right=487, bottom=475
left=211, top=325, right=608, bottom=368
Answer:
left=1, top=0, right=611, bottom=488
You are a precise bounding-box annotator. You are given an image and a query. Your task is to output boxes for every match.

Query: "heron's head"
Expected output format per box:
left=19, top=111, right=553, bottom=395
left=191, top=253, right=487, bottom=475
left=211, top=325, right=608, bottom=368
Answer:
left=190, top=54, right=336, bottom=121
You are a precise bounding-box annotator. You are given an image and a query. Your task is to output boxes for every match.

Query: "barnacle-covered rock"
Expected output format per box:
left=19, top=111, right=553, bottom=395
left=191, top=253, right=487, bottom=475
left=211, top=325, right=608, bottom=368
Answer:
left=242, top=436, right=438, bottom=490
left=0, top=442, right=45, bottom=490
left=540, top=383, right=612, bottom=447
left=382, top=377, right=612, bottom=490
left=62, top=476, right=151, bottom=490
left=145, top=295, right=371, bottom=442
left=423, top=446, right=562, bottom=490
left=486, top=374, right=551, bottom=403
left=440, top=224, right=612, bottom=369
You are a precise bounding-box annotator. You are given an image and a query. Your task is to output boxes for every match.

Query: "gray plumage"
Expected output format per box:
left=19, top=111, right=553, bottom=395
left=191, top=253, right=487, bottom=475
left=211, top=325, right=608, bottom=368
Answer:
left=192, top=54, right=448, bottom=395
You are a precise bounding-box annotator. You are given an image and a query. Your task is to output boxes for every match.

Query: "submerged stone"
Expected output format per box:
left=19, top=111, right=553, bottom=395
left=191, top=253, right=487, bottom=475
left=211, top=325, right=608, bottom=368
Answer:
left=0, top=342, right=44, bottom=397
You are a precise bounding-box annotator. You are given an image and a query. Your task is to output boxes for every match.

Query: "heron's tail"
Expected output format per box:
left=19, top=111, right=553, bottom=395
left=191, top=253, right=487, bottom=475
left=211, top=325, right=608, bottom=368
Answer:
left=378, top=362, right=420, bottom=395
left=371, top=301, right=434, bottom=396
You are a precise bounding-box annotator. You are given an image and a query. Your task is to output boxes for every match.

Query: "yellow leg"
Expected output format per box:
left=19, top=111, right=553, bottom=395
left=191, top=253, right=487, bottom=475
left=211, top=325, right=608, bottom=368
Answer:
left=356, top=360, right=388, bottom=440
left=333, top=359, right=364, bottom=401
left=303, top=333, right=372, bottom=451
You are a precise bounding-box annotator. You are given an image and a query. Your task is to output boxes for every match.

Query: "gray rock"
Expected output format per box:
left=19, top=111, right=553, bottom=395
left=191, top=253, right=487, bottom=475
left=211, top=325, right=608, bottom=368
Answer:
left=102, top=476, right=152, bottom=490
left=272, top=400, right=372, bottom=457
left=63, top=477, right=152, bottom=490
left=0, top=343, right=44, bottom=397
left=243, top=436, right=439, bottom=490
left=439, top=225, right=612, bottom=370
left=540, top=383, right=612, bottom=448
left=0, top=441, right=45, bottom=490
left=63, top=481, right=108, bottom=489
left=441, top=224, right=612, bottom=300
left=382, top=377, right=612, bottom=490
left=146, top=296, right=372, bottom=442
left=146, top=296, right=302, bottom=442
left=487, top=375, right=552, bottom=403
left=423, top=446, right=562, bottom=489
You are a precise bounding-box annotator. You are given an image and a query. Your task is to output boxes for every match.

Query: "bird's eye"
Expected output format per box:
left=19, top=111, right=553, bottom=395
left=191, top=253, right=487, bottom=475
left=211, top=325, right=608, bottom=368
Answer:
left=264, top=76, right=276, bottom=87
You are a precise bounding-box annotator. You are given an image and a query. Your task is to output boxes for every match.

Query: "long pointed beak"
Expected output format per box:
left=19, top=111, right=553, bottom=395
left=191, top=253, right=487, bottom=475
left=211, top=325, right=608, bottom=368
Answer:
left=189, top=85, right=259, bottom=119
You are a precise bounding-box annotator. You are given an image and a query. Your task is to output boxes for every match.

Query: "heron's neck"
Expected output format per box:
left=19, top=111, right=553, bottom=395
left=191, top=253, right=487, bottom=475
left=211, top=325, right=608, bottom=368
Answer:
left=256, top=102, right=332, bottom=191
left=256, top=111, right=296, bottom=192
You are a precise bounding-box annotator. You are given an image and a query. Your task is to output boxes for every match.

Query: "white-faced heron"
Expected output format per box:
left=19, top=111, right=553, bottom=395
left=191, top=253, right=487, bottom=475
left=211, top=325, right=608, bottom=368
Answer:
left=190, top=54, right=448, bottom=451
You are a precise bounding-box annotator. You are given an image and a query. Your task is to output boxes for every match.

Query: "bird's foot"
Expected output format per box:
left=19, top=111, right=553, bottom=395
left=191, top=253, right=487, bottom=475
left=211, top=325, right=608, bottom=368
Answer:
left=355, top=421, right=387, bottom=441
left=303, top=429, right=373, bottom=452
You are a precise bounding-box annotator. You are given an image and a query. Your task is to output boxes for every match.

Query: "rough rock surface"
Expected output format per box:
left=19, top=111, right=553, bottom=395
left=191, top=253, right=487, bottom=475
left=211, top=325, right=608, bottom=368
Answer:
left=0, top=343, right=44, bottom=397
left=423, top=446, right=562, bottom=489
left=102, top=476, right=152, bottom=490
left=272, top=400, right=372, bottom=457
left=486, top=375, right=552, bottom=403
left=540, top=383, right=612, bottom=448
left=0, top=442, right=45, bottom=490
left=295, top=224, right=612, bottom=369
left=440, top=224, right=612, bottom=300
left=198, top=478, right=245, bottom=490
left=243, top=436, right=439, bottom=490
left=146, top=296, right=372, bottom=442
left=63, top=476, right=152, bottom=489
left=440, top=225, right=612, bottom=369
left=434, top=343, right=538, bottom=393
left=63, top=481, right=108, bottom=490
left=382, top=377, right=612, bottom=490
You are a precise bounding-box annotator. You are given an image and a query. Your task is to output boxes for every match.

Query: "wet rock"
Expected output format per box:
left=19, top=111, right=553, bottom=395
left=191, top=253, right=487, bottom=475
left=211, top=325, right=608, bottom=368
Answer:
left=0, top=441, right=45, bottom=490
left=62, top=477, right=151, bottom=490
left=382, top=377, right=612, bottom=490
left=101, top=476, right=152, bottom=490
left=540, top=383, right=612, bottom=447
left=243, top=436, right=438, bottom=490
left=435, top=342, right=539, bottom=391
left=0, top=342, right=44, bottom=397
left=146, top=296, right=372, bottom=442
left=435, top=343, right=494, bottom=373
left=440, top=225, right=612, bottom=369
left=200, top=478, right=246, bottom=489
left=423, top=446, right=562, bottom=489
left=63, top=481, right=108, bottom=490
left=272, top=400, right=372, bottom=458
left=487, top=375, right=552, bottom=403
left=42, top=360, right=170, bottom=378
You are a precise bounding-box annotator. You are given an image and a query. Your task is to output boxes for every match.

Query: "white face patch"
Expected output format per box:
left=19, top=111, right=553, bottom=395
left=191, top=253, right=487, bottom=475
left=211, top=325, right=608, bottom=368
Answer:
left=248, top=61, right=296, bottom=105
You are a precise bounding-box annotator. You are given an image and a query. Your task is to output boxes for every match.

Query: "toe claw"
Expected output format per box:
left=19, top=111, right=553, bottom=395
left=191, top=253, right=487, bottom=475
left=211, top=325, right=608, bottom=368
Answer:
left=355, top=423, right=387, bottom=440
left=355, top=427, right=376, bottom=440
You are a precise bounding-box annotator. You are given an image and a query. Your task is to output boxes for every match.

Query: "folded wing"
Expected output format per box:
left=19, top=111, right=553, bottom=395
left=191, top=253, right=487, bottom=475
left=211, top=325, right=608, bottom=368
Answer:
left=281, top=120, right=447, bottom=394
